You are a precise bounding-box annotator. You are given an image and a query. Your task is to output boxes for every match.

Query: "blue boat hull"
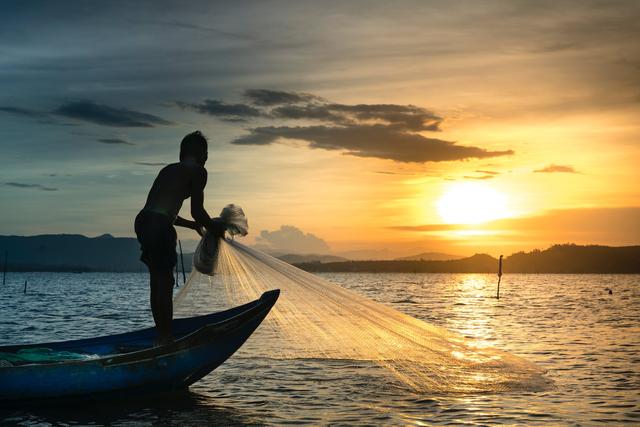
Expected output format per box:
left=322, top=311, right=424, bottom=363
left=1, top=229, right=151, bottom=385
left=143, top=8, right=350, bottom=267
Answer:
left=0, top=289, right=279, bottom=405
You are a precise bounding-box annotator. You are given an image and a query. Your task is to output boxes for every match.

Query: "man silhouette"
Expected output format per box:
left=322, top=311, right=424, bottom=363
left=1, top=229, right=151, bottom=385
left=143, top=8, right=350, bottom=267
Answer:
left=135, top=131, right=219, bottom=346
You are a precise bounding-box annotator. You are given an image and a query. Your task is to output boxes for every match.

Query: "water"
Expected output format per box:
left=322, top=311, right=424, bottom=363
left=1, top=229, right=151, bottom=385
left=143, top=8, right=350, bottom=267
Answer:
left=1, top=272, right=639, bottom=426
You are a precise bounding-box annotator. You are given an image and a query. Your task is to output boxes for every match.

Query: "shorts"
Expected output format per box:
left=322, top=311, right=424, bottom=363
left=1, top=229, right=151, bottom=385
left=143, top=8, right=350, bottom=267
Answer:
left=134, top=210, right=177, bottom=271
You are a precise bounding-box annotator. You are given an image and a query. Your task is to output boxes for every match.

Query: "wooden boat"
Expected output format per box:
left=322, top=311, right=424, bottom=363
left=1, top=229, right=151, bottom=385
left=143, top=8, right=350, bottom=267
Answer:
left=0, top=289, right=279, bottom=405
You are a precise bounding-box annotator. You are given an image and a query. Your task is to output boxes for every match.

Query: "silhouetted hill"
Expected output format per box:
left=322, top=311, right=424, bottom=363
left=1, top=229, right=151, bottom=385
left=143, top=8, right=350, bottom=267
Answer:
left=504, top=244, right=640, bottom=273
left=0, top=234, right=146, bottom=272
left=296, top=245, right=640, bottom=273
left=394, top=252, right=463, bottom=261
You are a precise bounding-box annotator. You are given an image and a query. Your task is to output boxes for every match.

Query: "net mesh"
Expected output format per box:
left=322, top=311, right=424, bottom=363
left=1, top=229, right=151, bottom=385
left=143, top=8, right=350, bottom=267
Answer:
left=174, top=238, right=550, bottom=393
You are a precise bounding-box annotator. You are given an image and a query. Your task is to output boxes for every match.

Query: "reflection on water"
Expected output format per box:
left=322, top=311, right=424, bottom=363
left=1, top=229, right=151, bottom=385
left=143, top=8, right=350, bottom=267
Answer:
left=1, top=272, right=639, bottom=425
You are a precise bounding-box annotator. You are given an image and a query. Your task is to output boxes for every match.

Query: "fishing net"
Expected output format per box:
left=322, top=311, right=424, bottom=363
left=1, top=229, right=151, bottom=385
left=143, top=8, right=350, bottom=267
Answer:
left=174, top=210, right=549, bottom=393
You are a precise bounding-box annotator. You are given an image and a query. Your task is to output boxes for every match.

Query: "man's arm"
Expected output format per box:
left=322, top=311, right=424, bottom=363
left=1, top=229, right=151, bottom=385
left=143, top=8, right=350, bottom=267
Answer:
left=190, top=167, right=212, bottom=230
left=174, top=215, right=198, bottom=230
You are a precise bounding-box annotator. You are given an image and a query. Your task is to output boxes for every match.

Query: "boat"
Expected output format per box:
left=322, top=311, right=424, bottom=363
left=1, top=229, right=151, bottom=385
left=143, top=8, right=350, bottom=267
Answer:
left=0, top=289, right=279, bottom=405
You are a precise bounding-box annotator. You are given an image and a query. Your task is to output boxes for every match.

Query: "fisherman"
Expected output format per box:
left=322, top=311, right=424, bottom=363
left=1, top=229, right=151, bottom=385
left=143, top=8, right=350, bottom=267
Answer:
left=135, top=131, right=223, bottom=346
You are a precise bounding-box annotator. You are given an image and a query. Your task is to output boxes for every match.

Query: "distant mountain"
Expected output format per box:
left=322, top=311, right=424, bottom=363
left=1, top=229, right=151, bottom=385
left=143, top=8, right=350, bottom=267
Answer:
left=277, top=253, right=349, bottom=264
left=295, top=244, right=640, bottom=274
left=394, top=252, right=463, bottom=261
left=0, top=234, right=145, bottom=272
left=503, top=244, right=640, bottom=274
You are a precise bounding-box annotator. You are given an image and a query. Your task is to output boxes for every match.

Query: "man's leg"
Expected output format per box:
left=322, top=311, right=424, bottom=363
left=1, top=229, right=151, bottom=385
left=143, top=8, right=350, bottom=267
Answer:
left=149, top=268, right=175, bottom=346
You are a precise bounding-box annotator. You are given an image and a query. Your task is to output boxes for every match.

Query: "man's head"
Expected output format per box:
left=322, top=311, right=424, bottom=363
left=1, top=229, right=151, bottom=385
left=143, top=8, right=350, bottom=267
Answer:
left=180, top=131, right=208, bottom=165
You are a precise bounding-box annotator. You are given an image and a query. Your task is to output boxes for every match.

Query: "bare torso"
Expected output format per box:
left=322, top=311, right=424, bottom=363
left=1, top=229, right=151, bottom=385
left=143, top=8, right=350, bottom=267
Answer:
left=142, top=160, right=207, bottom=220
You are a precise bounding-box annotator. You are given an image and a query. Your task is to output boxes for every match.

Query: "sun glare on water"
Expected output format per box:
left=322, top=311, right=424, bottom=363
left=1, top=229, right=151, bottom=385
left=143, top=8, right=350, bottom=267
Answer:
left=437, top=183, right=510, bottom=224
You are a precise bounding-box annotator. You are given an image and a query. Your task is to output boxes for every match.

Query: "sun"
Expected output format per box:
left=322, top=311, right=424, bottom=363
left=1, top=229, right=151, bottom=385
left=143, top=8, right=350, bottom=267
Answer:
left=437, top=183, right=510, bottom=224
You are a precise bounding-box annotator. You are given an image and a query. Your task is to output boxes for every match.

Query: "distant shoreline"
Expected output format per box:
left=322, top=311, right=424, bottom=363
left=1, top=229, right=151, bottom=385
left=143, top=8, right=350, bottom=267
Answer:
left=1, top=233, right=639, bottom=274
left=294, top=245, right=640, bottom=274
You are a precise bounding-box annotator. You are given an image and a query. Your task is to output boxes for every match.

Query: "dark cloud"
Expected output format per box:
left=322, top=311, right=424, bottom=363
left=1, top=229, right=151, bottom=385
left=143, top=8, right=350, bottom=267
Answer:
left=97, top=138, right=134, bottom=145
left=271, top=104, right=348, bottom=123
left=135, top=161, right=168, bottom=166
left=54, top=101, right=173, bottom=127
left=0, top=106, right=75, bottom=126
left=244, top=89, right=323, bottom=106
left=4, top=182, right=58, bottom=191
left=254, top=225, right=331, bottom=254
left=328, top=103, right=441, bottom=131
left=175, top=100, right=262, bottom=121
left=534, top=164, right=578, bottom=173
left=271, top=103, right=441, bottom=132
left=475, top=170, right=499, bottom=175
left=0, top=106, right=47, bottom=119
left=232, top=125, right=513, bottom=163
left=176, top=89, right=512, bottom=163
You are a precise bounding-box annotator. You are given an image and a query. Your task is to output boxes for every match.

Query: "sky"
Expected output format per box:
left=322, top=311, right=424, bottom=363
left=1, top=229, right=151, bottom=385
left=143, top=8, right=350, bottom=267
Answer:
left=1, top=0, right=639, bottom=258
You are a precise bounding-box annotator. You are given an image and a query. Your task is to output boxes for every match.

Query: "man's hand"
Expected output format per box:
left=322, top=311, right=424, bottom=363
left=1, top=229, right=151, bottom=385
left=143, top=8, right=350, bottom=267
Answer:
left=208, top=217, right=227, bottom=238
left=175, top=216, right=202, bottom=235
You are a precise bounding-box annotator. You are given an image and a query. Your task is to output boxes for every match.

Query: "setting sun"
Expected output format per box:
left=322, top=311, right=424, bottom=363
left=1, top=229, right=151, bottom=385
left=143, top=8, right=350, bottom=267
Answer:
left=437, top=183, right=510, bottom=225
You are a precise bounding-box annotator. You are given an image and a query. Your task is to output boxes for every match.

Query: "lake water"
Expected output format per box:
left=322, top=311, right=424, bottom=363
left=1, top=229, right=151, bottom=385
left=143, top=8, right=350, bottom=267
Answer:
left=1, top=272, right=639, bottom=426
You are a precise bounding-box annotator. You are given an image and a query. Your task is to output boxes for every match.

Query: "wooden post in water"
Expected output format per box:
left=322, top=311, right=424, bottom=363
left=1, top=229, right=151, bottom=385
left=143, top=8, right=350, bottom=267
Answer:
left=175, top=261, right=178, bottom=288
left=178, top=240, right=186, bottom=286
left=496, top=255, right=503, bottom=299
left=23, top=280, right=27, bottom=294
left=2, top=251, right=7, bottom=286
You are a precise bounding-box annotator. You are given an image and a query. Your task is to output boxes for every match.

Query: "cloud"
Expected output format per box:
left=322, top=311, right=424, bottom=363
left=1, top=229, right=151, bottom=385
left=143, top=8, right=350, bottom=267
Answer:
left=0, top=106, right=47, bottom=119
left=97, top=138, right=134, bottom=145
left=254, top=225, right=331, bottom=254
left=135, top=161, right=168, bottom=166
left=4, top=182, right=58, bottom=191
left=232, top=124, right=513, bottom=163
left=463, top=169, right=501, bottom=179
left=175, top=100, right=262, bottom=121
left=464, top=174, right=496, bottom=180
left=244, top=89, right=324, bottom=106
left=534, top=164, right=578, bottom=173
left=0, top=106, right=75, bottom=126
left=177, top=89, right=513, bottom=163
left=270, top=103, right=442, bottom=132
left=375, top=170, right=414, bottom=175
left=54, top=101, right=173, bottom=127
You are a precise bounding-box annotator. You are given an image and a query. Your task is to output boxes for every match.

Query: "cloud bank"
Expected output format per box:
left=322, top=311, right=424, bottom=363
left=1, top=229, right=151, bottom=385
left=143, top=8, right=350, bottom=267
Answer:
left=254, top=225, right=331, bottom=254
left=4, top=182, right=58, bottom=191
left=180, top=90, right=514, bottom=163
left=175, top=100, right=262, bottom=121
left=0, top=106, right=47, bottom=119
left=97, top=138, right=134, bottom=145
left=54, top=101, right=172, bottom=127
left=534, top=164, right=578, bottom=173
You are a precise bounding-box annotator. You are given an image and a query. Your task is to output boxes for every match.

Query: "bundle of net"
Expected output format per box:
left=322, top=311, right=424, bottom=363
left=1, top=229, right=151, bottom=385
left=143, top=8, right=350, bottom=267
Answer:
left=174, top=205, right=549, bottom=393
